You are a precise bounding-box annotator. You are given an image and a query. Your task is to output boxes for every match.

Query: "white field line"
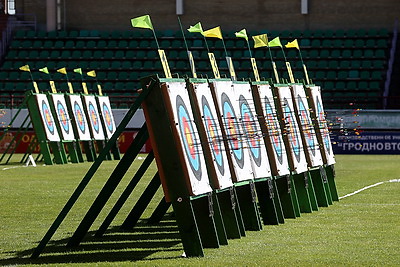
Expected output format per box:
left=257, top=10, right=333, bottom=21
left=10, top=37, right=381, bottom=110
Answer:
left=339, top=179, right=400, bottom=199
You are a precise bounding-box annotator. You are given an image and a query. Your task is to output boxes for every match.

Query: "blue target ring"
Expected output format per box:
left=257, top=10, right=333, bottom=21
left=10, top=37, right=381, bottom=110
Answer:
left=176, top=95, right=202, bottom=181
left=57, top=100, right=69, bottom=134
left=316, top=97, right=331, bottom=154
left=74, top=101, right=86, bottom=134
left=297, top=95, right=315, bottom=156
left=41, top=100, right=55, bottom=135
left=221, top=92, right=244, bottom=169
left=202, top=96, right=224, bottom=176
left=88, top=102, right=100, bottom=134
left=284, top=98, right=301, bottom=162
left=239, top=95, right=261, bottom=167
left=102, top=102, right=114, bottom=133
left=264, top=97, right=284, bottom=164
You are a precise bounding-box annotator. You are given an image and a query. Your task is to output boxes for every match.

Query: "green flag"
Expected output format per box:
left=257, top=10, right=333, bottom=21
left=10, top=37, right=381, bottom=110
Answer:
left=187, top=22, right=203, bottom=33
left=39, top=67, right=49, bottom=74
left=268, top=37, right=282, bottom=47
left=74, top=68, right=82, bottom=75
left=235, top=29, right=248, bottom=41
left=252, top=34, right=268, bottom=48
left=131, top=15, right=153, bottom=30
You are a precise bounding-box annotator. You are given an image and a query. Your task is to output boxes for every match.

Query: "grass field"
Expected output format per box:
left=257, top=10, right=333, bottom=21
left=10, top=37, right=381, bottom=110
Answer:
left=0, top=154, right=399, bottom=266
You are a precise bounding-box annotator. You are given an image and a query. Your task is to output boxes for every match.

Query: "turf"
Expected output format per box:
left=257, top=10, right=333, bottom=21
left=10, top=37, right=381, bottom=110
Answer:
left=0, top=154, right=399, bottom=266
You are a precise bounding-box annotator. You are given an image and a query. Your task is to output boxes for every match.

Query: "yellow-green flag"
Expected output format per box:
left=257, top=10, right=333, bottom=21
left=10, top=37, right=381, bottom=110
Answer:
left=57, top=67, right=67, bottom=74
left=285, top=39, right=299, bottom=50
left=252, top=34, right=268, bottom=48
left=74, top=68, right=82, bottom=75
left=131, top=15, right=153, bottom=30
left=187, top=22, right=203, bottom=33
left=268, top=37, right=282, bottom=47
left=203, top=26, right=223, bottom=39
left=39, top=67, right=49, bottom=74
left=19, top=65, right=30, bottom=72
left=235, top=29, right=248, bottom=41
left=87, top=70, right=96, bottom=77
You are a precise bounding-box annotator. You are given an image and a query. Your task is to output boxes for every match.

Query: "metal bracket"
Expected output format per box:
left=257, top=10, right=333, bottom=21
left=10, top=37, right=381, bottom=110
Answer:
left=267, top=179, right=274, bottom=199
left=319, top=166, right=328, bottom=184
left=208, top=192, right=214, bottom=217
left=229, top=187, right=236, bottom=210
left=286, top=175, right=292, bottom=194
left=250, top=181, right=257, bottom=203
left=304, top=172, right=309, bottom=189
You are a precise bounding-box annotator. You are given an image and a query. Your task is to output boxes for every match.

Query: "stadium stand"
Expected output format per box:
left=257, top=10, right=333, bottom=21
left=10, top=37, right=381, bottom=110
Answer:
left=0, top=28, right=391, bottom=109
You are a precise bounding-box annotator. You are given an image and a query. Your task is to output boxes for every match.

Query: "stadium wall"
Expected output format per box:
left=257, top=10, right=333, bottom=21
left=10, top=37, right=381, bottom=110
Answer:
left=16, top=0, right=400, bottom=32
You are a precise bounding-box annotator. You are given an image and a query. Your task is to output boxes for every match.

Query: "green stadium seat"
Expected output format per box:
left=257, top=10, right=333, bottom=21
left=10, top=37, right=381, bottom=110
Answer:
left=328, top=60, right=339, bottom=68
left=369, top=81, right=380, bottom=90
left=371, top=70, right=382, bottom=80
left=358, top=81, right=368, bottom=89
left=353, top=50, right=363, bottom=58
left=361, top=60, right=372, bottom=68
left=340, top=60, right=350, bottom=68
left=375, top=49, right=386, bottom=58
left=326, top=71, right=336, bottom=80
left=376, top=39, right=388, bottom=48
left=335, top=81, right=346, bottom=90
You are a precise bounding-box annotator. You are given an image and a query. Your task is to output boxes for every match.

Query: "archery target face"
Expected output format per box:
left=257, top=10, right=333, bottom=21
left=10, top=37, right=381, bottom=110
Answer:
left=97, top=96, right=116, bottom=139
left=276, top=86, right=308, bottom=174
left=309, top=86, right=335, bottom=165
left=211, top=80, right=253, bottom=182
left=166, top=81, right=212, bottom=196
left=51, top=94, right=75, bottom=141
left=83, top=95, right=105, bottom=140
left=192, top=82, right=233, bottom=190
left=68, top=94, right=92, bottom=141
left=291, top=84, right=323, bottom=167
left=256, top=84, right=290, bottom=176
left=35, top=94, right=60, bottom=142
left=233, top=82, right=271, bottom=179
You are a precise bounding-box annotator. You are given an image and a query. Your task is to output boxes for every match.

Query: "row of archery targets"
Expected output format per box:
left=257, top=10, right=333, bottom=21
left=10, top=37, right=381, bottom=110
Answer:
left=30, top=15, right=338, bottom=259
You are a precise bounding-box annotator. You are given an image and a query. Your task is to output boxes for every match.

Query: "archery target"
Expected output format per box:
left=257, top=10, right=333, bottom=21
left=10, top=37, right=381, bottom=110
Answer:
left=308, top=86, right=336, bottom=165
left=83, top=95, right=105, bottom=140
left=291, top=84, right=323, bottom=167
left=192, top=82, right=233, bottom=190
left=276, top=86, right=308, bottom=174
left=255, top=84, right=290, bottom=176
left=50, top=94, right=75, bottom=141
left=67, top=94, right=92, bottom=141
left=211, top=80, right=253, bottom=182
left=36, top=94, right=60, bottom=142
left=166, top=81, right=212, bottom=196
left=233, top=82, right=271, bottom=179
left=97, top=96, right=116, bottom=139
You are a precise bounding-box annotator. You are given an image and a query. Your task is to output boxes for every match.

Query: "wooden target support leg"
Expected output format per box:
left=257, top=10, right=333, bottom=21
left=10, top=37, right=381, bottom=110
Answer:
left=82, top=140, right=96, bottom=162
left=215, top=187, right=242, bottom=239
left=65, top=141, right=80, bottom=163
left=275, top=175, right=297, bottom=219
left=292, top=172, right=313, bottom=213
left=309, top=167, right=330, bottom=207
left=320, top=166, right=333, bottom=205
left=96, top=140, right=112, bottom=160
left=49, top=141, right=67, bottom=164
left=325, top=164, right=339, bottom=201
left=254, top=178, right=280, bottom=225
left=305, top=171, right=319, bottom=211
left=191, top=193, right=221, bottom=248
left=234, top=181, right=263, bottom=231
left=272, top=178, right=285, bottom=224
left=290, top=175, right=301, bottom=217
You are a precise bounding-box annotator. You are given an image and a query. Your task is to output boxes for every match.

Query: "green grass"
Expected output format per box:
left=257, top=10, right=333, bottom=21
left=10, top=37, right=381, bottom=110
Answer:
left=0, top=154, right=399, bottom=266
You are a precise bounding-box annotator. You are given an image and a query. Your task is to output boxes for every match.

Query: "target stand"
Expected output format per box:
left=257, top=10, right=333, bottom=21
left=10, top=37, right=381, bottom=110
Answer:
left=26, top=91, right=67, bottom=165
left=141, top=76, right=227, bottom=256
left=47, top=92, right=80, bottom=163
left=306, top=84, right=338, bottom=202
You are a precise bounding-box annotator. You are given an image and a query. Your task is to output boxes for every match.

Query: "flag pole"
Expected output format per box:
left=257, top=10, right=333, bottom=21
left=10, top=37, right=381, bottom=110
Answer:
left=177, top=16, right=198, bottom=78
left=266, top=46, right=280, bottom=84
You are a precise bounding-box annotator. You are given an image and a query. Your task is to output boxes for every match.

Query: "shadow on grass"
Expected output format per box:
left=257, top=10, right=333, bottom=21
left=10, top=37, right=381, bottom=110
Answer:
left=0, top=219, right=184, bottom=265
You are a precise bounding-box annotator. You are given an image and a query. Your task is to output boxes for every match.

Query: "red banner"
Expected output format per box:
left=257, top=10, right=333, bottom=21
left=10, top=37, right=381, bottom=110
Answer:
left=0, top=130, right=152, bottom=153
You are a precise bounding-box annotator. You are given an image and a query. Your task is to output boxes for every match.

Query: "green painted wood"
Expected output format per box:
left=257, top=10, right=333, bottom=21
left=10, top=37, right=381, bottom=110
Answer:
left=305, top=171, right=319, bottom=211
left=171, top=197, right=204, bottom=257
left=275, top=175, right=296, bottom=219
left=234, top=182, right=262, bottom=231
left=309, top=167, right=329, bottom=207
left=147, top=196, right=171, bottom=224
left=272, top=178, right=285, bottom=224
left=120, top=172, right=161, bottom=230
left=96, top=151, right=155, bottom=237
left=290, top=175, right=301, bottom=217
left=321, top=166, right=333, bottom=205
left=211, top=192, right=228, bottom=245
left=66, top=142, right=80, bottom=163
left=255, top=179, right=279, bottom=225
left=49, top=142, right=67, bottom=164
left=215, top=188, right=242, bottom=239
left=67, top=124, right=149, bottom=247
left=191, top=194, right=220, bottom=248
left=82, top=141, right=96, bottom=162
left=31, top=85, right=152, bottom=259
left=325, top=164, right=339, bottom=201
left=292, top=173, right=312, bottom=213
